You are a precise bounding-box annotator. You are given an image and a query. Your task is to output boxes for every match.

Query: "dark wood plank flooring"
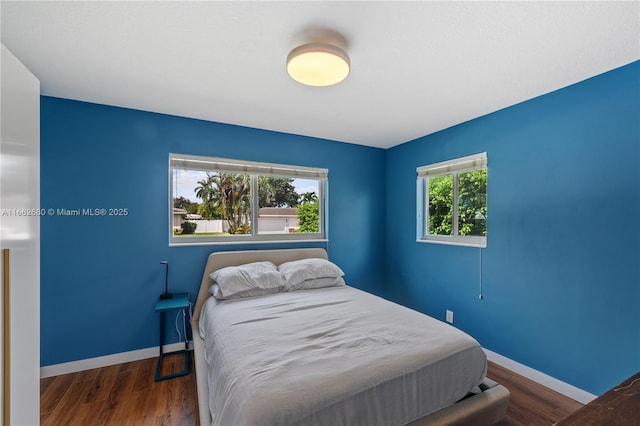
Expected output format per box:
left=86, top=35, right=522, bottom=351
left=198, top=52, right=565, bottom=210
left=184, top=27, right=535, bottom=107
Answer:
left=41, top=353, right=196, bottom=426
left=488, top=362, right=584, bottom=425
left=41, top=357, right=583, bottom=425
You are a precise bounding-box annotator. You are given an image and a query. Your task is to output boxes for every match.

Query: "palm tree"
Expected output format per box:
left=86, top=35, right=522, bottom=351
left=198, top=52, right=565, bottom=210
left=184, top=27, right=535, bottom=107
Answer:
left=194, top=172, right=251, bottom=233
left=194, top=173, right=220, bottom=219
left=218, top=173, right=251, bottom=234
left=300, top=191, right=318, bottom=204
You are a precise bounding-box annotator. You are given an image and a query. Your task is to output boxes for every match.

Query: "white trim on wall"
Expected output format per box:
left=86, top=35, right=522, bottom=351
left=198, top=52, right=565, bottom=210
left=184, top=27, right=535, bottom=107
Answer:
left=40, top=344, right=597, bottom=406
left=40, top=343, right=191, bottom=379
left=483, top=348, right=597, bottom=404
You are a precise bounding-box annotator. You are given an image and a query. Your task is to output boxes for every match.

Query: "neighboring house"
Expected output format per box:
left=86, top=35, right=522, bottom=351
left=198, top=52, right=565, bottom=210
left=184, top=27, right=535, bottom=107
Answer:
left=173, top=207, right=187, bottom=229
left=175, top=207, right=296, bottom=234
left=258, top=207, right=299, bottom=233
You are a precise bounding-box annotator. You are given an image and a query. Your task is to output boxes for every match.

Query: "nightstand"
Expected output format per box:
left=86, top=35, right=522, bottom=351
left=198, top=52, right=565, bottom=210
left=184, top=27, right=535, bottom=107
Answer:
left=154, top=292, right=190, bottom=382
left=554, top=371, right=640, bottom=425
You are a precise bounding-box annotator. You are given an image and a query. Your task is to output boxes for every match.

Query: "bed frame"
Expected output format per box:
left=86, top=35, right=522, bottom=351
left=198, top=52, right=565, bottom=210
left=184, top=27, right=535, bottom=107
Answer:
left=191, top=248, right=510, bottom=426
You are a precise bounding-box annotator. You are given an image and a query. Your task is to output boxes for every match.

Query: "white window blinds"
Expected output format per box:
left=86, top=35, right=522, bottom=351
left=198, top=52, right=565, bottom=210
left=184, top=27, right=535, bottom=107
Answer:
left=417, top=152, right=487, bottom=178
left=170, top=154, right=328, bottom=179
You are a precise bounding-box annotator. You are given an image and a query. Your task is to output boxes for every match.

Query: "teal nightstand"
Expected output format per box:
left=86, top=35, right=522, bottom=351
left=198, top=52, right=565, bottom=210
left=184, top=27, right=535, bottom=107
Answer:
left=154, top=292, right=190, bottom=382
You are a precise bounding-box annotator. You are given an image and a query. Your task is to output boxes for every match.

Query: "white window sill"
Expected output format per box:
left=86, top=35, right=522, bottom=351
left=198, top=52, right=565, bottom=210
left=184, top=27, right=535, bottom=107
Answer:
left=417, top=236, right=486, bottom=248
left=170, top=238, right=328, bottom=247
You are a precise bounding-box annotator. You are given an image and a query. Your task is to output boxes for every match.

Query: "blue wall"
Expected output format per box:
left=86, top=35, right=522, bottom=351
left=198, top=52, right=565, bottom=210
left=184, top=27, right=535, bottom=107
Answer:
left=40, top=98, right=386, bottom=366
left=385, top=61, right=640, bottom=395
left=42, top=61, right=639, bottom=396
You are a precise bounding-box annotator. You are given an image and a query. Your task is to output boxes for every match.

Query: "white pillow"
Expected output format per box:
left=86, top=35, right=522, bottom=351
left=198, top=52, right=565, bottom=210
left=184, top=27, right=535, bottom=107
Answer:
left=286, top=276, right=346, bottom=292
left=210, top=261, right=284, bottom=299
left=278, top=258, right=345, bottom=289
left=210, top=283, right=280, bottom=300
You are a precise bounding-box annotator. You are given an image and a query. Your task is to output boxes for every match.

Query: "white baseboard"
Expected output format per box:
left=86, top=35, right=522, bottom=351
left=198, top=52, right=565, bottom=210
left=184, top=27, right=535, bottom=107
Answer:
left=40, top=342, right=191, bottom=378
left=41, top=343, right=597, bottom=405
left=484, top=348, right=597, bottom=404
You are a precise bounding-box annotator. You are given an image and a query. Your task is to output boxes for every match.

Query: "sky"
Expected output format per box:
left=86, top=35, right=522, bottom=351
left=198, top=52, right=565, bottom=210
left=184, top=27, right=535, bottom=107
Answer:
left=172, top=169, right=318, bottom=204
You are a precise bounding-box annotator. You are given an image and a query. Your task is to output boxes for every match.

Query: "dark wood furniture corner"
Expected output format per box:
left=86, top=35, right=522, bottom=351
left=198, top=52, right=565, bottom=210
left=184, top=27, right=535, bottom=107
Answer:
left=554, top=371, right=640, bottom=425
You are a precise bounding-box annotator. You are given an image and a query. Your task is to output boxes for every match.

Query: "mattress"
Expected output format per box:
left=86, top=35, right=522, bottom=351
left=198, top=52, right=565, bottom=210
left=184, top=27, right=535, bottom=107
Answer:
left=199, top=285, right=487, bottom=426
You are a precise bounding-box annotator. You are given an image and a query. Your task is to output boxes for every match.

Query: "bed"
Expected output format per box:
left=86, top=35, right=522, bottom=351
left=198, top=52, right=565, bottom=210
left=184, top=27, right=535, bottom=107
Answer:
left=191, top=248, right=509, bottom=426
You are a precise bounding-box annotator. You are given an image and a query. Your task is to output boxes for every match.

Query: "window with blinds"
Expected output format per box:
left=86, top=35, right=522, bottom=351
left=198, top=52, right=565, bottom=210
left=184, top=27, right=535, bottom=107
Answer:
left=417, top=152, right=487, bottom=247
left=169, top=154, right=328, bottom=245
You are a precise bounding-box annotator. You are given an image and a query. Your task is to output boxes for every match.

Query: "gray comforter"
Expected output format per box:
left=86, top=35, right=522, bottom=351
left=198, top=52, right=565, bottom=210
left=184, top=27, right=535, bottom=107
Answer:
left=200, top=285, right=486, bottom=426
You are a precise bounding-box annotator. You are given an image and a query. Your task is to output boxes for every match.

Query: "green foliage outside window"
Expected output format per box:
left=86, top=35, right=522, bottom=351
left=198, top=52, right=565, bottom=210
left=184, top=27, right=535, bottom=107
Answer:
left=173, top=196, right=200, bottom=214
left=428, top=169, right=486, bottom=237
left=458, top=169, right=487, bottom=236
left=258, top=177, right=300, bottom=208
left=170, top=155, right=326, bottom=242
left=180, top=221, right=197, bottom=235
left=428, top=175, right=454, bottom=235
left=192, top=173, right=319, bottom=235
left=297, top=193, right=319, bottom=233
left=195, top=173, right=251, bottom=234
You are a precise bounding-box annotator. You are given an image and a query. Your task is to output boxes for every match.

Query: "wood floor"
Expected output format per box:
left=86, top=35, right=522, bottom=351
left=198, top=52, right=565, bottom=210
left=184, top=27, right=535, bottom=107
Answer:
left=40, top=353, right=197, bottom=426
left=41, top=357, right=583, bottom=426
left=487, top=362, right=583, bottom=425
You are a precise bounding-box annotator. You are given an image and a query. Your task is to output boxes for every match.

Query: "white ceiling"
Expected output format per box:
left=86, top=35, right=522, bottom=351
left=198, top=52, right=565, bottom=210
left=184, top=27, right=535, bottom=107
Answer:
left=2, top=1, right=638, bottom=149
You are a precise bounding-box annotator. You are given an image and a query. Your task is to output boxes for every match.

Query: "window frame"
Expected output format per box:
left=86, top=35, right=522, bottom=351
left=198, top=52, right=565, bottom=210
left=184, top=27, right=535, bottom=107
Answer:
left=416, top=152, right=487, bottom=248
left=169, top=153, right=328, bottom=246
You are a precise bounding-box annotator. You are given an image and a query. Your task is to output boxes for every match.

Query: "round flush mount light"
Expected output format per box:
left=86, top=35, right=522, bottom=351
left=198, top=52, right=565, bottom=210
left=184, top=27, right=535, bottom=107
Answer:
left=287, top=42, right=350, bottom=87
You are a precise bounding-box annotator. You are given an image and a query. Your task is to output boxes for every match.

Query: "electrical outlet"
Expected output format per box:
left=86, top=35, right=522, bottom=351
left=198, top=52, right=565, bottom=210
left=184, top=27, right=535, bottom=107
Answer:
left=446, top=310, right=454, bottom=324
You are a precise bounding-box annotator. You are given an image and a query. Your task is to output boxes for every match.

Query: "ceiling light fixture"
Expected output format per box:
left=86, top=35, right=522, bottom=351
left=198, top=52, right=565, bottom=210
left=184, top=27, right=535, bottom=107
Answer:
left=287, top=42, right=350, bottom=87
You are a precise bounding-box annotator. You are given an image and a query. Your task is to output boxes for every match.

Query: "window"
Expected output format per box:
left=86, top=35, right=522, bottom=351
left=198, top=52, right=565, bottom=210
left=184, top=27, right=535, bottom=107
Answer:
left=169, top=154, right=327, bottom=245
left=417, top=152, right=487, bottom=247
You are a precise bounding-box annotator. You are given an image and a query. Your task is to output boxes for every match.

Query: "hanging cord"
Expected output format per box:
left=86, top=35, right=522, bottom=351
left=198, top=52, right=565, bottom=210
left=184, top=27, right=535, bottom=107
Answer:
left=174, top=299, right=194, bottom=345
left=175, top=300, right=195, bottom=344
left=174, top=311, right=182, bottom=343
left=187, top=300, right=194, bottom=343
left=479, top=248, right=484, bottom=300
